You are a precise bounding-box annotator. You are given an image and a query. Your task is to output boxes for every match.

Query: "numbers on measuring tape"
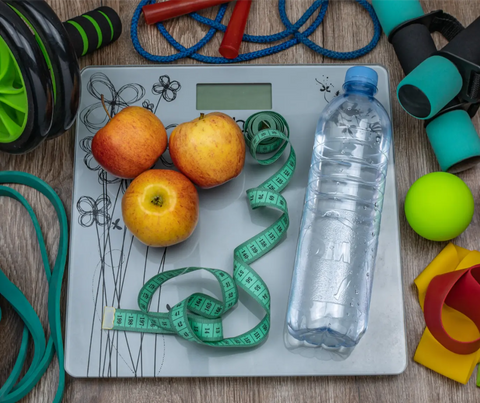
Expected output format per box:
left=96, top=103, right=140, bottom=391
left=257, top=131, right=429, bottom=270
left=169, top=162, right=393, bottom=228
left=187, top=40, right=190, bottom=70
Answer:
left=102, top=112, right=296, bottom=348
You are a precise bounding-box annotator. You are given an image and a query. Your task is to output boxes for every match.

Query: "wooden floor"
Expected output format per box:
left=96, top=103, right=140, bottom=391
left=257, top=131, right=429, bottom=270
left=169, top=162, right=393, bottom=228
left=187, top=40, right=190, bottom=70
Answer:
left=1, top=0, right=480, bottom=401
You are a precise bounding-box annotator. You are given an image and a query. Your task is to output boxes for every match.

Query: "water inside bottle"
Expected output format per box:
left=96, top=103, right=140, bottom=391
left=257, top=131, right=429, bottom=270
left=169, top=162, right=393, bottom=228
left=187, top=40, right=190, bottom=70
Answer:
left=285, top=67, right=392, bottom=360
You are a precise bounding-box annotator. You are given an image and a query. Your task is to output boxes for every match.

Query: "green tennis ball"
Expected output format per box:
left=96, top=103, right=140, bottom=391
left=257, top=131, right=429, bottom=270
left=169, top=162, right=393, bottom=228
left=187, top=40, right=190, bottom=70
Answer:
left=405, top=172, right=474, bottom=241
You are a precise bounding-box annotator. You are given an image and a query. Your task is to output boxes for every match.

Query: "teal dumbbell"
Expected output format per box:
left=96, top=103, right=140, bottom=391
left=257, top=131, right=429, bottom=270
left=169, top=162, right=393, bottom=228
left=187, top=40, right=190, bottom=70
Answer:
left=372, top=0, right=480, bottom=173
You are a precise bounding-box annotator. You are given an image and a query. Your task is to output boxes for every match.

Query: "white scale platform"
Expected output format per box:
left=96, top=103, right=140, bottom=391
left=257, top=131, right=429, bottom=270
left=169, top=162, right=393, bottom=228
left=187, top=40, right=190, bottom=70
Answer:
left=65, top=65, right=407, bottom=378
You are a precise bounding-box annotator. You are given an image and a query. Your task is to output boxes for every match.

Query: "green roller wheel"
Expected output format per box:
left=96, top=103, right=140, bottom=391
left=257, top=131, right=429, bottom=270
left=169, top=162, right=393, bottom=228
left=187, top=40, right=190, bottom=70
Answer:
left=0, top=35, right=28, bottom=143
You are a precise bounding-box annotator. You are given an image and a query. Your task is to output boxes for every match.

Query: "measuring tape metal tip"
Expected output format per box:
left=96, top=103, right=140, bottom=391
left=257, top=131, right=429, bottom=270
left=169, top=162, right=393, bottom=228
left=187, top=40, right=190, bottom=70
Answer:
left=102, top=307, right=116, bottom=330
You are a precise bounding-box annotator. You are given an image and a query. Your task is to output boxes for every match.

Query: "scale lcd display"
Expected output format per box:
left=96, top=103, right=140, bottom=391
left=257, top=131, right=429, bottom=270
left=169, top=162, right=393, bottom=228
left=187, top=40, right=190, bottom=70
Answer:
left=196, top=83, right=272, bottom=110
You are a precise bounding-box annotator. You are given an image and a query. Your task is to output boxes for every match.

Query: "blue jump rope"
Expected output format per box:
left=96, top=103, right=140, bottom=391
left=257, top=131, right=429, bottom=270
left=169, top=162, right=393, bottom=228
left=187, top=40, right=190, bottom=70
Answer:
left=131, top=0, right=382, bottom=63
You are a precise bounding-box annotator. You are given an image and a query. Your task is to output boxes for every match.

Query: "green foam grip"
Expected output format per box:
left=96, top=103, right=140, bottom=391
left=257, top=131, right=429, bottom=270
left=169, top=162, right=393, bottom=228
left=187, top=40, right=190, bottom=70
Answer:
left=371, top=0, right=425, bottom=37
left=426, top=110, right=480, bottom=173
left=397, top=56, right=463, bottom=120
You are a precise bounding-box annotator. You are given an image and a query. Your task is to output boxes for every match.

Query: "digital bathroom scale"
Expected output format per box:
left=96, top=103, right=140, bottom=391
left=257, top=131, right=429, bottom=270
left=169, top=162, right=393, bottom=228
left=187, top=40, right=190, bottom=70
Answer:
left=65, top=64, right=407, bottom=378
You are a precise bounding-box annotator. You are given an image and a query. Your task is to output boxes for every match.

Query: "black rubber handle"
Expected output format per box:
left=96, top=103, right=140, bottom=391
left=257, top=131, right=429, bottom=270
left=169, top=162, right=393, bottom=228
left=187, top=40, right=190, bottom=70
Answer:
left=63, top=6, right=122, bottom=58
left=391, top=24, right=437, bottom=75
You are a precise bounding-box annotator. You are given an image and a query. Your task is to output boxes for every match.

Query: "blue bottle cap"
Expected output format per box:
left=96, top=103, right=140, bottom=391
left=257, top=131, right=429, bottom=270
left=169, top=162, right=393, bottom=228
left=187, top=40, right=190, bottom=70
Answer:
left=345, top=66, right=378, bottom=88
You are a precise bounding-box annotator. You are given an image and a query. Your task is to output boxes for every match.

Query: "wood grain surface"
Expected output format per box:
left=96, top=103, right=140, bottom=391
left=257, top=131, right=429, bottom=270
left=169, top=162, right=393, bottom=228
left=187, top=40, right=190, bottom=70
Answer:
left=1, top=0, right=480, bottom=402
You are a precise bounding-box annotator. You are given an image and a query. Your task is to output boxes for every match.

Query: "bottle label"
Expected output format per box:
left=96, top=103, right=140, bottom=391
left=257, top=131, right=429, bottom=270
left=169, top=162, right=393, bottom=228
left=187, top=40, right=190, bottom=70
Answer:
left=323, top=241, right=351, bottom=264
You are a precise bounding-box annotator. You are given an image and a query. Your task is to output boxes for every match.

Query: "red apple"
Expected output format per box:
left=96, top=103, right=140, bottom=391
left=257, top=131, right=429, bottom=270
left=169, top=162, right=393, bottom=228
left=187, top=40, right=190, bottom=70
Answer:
left=92, top=106, right=167, bottom=179
left=169, top=112, right=245, bottom=189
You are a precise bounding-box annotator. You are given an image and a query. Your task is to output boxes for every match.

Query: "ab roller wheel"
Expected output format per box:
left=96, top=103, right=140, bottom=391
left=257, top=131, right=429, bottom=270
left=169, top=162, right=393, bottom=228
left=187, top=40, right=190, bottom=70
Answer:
left=0, top=0, right=122, bottom=154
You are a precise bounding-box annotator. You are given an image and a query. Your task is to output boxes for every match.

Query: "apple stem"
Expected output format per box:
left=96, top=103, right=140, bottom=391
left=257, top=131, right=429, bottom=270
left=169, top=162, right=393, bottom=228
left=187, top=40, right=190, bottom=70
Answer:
left=101, top=94, right=112, bottom=121
left=199, top=113, right=205, bottom=120
left=151, top=195, right=164, bottom=207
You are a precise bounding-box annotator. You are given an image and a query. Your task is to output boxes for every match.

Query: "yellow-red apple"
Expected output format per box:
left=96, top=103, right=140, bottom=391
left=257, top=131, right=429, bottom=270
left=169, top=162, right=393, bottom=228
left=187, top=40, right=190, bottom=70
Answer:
left=169, top=112, right=245, bottom=189
left=122, top=169, right=199, bottom=247
left=92, top=106, right=167, bottom=179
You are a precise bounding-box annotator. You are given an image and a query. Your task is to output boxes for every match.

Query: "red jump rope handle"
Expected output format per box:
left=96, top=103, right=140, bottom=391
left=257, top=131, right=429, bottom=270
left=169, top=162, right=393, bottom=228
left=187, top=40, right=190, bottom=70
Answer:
left=143, top=0, right=234, bottom=24
left=219, top=0, right=252, bottom=59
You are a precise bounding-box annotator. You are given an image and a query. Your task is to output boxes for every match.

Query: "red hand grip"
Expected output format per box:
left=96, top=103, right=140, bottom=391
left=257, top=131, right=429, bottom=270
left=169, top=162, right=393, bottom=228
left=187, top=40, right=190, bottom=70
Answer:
left=219, top=0, right=252, bottom=59
left=424, top=264, right=480, bottom=355
left=143, top=0, right=234, bottom=24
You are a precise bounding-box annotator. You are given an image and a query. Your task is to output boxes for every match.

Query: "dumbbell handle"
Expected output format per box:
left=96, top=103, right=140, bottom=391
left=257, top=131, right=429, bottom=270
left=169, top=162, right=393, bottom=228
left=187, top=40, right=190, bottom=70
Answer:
left=371, top=0, right=435, bottom=74
left=63, top=6, right=122, bottom=58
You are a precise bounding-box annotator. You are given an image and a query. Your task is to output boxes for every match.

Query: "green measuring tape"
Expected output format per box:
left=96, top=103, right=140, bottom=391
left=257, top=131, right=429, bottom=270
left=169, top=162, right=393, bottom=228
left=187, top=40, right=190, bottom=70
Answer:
left=102, top=111, right=296, bottom=347
left=0, top=172, right=67, bottom=403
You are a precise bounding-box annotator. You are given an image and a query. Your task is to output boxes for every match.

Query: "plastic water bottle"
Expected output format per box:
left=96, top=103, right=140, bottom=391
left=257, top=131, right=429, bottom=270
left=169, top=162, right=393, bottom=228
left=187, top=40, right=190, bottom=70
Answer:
left=285, top=66, right=392, bottom=359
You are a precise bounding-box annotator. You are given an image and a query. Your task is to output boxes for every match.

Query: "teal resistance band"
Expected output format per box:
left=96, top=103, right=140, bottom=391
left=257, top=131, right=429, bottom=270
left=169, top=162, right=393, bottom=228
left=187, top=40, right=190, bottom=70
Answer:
left=0, top=172, right=67, bottom=403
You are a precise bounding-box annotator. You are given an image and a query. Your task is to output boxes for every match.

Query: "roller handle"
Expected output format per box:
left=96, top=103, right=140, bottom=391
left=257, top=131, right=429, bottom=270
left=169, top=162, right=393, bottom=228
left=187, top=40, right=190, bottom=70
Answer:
left=143, top=0, right=234, bottom=24
left=63, top=6, right=122, bottom=58
left=219, top=0, right=252, bottom=59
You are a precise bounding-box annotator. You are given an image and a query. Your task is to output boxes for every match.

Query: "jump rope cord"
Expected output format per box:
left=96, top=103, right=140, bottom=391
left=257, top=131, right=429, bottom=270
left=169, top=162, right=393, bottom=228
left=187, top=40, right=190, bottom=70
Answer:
left=131, top=0, right=382, bottom=63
